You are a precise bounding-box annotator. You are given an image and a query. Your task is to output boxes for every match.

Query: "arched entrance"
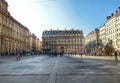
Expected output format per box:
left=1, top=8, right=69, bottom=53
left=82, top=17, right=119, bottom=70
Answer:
left=57, top=45, right=67, bottom=56
left=60, top=46, right=64, bottom=56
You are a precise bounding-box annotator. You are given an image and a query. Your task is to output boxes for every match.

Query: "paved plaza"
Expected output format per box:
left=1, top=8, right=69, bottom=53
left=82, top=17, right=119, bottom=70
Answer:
left=0, top=55, right=120, bottom=83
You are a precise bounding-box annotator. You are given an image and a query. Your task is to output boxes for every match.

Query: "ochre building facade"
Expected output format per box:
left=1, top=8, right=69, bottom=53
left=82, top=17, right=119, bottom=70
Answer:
left=0, top=0, right=29, bottom=56
left=29, top=33, right=42, bottom=54
left=42, top=29, right=85, bottom=55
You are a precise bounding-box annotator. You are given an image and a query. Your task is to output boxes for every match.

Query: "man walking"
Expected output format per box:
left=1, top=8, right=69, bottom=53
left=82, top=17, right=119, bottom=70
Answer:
left=114, top=51, right=118, bottom=64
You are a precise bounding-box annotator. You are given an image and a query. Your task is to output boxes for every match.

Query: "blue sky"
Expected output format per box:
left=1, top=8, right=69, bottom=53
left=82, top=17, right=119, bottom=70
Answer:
left=6, top=0, right=120, bottom=40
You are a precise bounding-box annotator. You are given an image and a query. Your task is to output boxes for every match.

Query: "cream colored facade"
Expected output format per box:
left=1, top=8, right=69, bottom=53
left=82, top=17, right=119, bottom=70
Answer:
left=36, top=38, right=42, bottom=53
left=0, top=0, right=29, bottom=55
left=85, top=31, right=97, bottom=45
left=39, top=41, right=42, bottom=53
left=99, top=24, right=106, bottom=45
left=29, top=35, right=32, bottom=51
left=42, top=29, right=85, bottom=54
left=85, top=29, right=99, bottom=55
left=105, top=14, right=117, bottom=47
left=29, top=33, right=42, bottom=54
left=86, top=7, right=120, bottom=54
left=116, top=7, right=120, bottom=48
left=99, top=7, right=120, bottom=50
left=29, top=33, right=37, bottom=53
left=85, top=29, right=99, bottom=45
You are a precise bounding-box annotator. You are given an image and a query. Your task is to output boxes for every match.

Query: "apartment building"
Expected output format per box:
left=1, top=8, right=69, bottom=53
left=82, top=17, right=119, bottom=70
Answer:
left=0, top=0, right=29, bottom=55
left=85, top=29, right=100, bottom=55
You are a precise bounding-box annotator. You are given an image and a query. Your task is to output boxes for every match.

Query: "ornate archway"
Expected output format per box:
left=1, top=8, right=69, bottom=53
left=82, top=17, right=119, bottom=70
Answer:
left=57, top=46, right=67, bottom=54
left=60, top=46, right=64, bottom=53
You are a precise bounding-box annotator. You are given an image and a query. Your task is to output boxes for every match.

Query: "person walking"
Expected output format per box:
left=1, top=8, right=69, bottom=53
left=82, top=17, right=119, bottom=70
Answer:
left=114, top=51, right=118, bottom=64
left=81, top=53, right=82, bottom=58
left=16, top=53, right=20, bottom=61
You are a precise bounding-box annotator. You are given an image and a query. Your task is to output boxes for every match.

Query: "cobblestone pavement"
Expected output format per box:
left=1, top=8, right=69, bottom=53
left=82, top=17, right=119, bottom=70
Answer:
left=0, top=55, right=120, bottom=83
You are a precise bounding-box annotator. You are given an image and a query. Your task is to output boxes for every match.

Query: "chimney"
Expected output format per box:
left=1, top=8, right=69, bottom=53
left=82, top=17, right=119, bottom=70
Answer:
left=107, top=16, right=111, bottom=20
left=118, top=7, right=120, bottom=12
left=119, top=7, right=120, bottom=10
left=111, top=13, right=114, bottom=16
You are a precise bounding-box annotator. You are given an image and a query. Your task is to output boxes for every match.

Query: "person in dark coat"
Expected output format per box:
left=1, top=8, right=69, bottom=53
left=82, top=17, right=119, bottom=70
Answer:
left=114, top=51, right=118, bottom=64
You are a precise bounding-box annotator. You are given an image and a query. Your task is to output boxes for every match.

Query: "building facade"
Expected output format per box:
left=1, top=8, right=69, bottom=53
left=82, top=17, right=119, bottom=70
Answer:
left=99, top=7, right=120, bottom=51
left=85, top=29, right=100, bottom=55
left=99, top=24, right=106, bottom=46
left=36, top=38, right=42, bottom=54
left=116, top=7, right=120, bottom=49
left=29, top=33, right=42, bottom=55
left=42, top=29, right=85, bottom=55
left=29, top=33, right=37, bottom=54
left=105, top=13, right=117, bottom=47
left=0, top=0, right=30, bottom=56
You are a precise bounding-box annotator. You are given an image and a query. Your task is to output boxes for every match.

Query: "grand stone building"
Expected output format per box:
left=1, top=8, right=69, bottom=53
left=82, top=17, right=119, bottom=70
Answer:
left=42, top=29, right=85, bottom=55
left=99, top=7, right=120, bottom=51
left=85, top=28, right=100, bottom=55
left=0, top=0, right=29, bottom=56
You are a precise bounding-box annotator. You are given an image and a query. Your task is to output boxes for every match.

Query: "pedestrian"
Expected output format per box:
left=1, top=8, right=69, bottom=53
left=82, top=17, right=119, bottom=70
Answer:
left=16, top=53, right=20, bottom=61
left=81, top=53, right=82, bottom=58
left=114, top=51, right=118, bottom=64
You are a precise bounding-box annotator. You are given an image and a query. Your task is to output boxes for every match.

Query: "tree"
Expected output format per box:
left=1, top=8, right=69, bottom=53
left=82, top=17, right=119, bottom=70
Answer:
left=103, top=44, right=114, bottom=56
